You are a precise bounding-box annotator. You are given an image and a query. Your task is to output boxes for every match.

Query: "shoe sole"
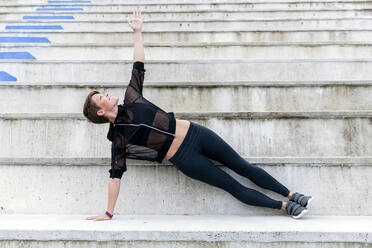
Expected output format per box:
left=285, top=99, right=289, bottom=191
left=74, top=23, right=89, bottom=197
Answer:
left=291, top=196, right=314, bottom=208
left=307, top=196, right=314, bottom=205
left=304, top=196, right=314, bottom=208
left=292, top=209, right=309, bottom=219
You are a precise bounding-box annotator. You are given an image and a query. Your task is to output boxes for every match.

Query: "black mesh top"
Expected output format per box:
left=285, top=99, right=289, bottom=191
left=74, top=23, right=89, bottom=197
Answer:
left=106, top=61, right=176, bottom=179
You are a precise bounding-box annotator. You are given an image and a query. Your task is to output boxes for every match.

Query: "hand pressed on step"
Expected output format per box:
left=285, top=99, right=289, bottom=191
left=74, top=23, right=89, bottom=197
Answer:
left=126, top=7, right=145, bottom=32
left=85, top=214, right=111, bottom=221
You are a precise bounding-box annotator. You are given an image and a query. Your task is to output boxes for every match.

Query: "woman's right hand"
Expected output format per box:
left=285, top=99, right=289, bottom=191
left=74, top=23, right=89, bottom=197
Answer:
left=85, top=214, right=112, bottom=221
left=126, top=7, right=145, bottom=33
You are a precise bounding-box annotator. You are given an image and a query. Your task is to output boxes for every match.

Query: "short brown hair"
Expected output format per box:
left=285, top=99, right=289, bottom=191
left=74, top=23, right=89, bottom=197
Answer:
left=83, top=90, right=109, bottom=124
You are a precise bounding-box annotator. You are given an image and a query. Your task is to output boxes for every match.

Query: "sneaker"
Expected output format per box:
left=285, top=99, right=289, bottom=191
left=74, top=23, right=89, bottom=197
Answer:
left=290, top=192, right=314, bottom=208
left=285, top=201, right=308, bottom=219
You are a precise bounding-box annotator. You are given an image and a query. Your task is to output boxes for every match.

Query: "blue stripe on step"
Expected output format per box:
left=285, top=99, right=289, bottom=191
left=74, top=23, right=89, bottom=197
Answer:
left=0, top=71, right=17, bottom=81
left=6, top=25, right=63, bottom=30
left=0, top=37, right=50, bottom=43
left=0, top=52, right=36, bottom=60
left=23, top=16, right=74, bottom=20
left=48, top=1, right=90, bottom=3
left=36, top=8, right=83, bottom=11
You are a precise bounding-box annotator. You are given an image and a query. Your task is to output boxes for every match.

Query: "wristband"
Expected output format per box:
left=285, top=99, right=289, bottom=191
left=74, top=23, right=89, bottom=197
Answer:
left=105, top=211, right=113, bottom=218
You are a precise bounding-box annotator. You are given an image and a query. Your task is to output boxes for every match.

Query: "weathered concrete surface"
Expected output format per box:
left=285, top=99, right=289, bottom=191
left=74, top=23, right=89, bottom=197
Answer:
left=1, top=42, right=372, bottom=60
left=0, top=157, right=371, bottom=215
left=0, top=0, right=371, bottom=9
left=1, top=1, right=372, bottom=11
left=2, top=19, right=372, bottom=32
left=1, top=83, right=372, bottom=113
left=0, top=214, right=371, bottom=248
left=2, top=10, right=372, bottom=22
left=1, top=59, right=372, bottom=83
left=0, top=0, right=369, bottom=4
left=0, top=112, right=371, bottom=157
left=0, top=0, right=370, bottom=247
left=1, top=30, right=370, bottom=44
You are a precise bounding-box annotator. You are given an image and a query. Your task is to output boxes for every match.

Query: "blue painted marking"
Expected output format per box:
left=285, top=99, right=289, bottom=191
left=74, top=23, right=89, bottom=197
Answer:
left=0, top=52, right=36, bottom=60
left=0, top=71, right=17, bottom=81
left=6, top=25, right=63, bottom=30
left=36, top=8, right=83, bottom=11
left=23, top=16, right=74, bottom=20
left=0, top=37, right=50, bottom=43
left=48, top=0, right=90, bottom=2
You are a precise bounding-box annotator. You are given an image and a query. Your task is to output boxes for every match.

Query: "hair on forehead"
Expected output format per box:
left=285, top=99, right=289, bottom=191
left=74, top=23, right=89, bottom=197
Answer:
left=82, top=90, right=109, bottom=124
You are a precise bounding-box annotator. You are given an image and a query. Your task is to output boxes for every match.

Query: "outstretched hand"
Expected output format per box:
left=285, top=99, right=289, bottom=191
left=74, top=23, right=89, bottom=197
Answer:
left=126, top=7, right=145, bottom=32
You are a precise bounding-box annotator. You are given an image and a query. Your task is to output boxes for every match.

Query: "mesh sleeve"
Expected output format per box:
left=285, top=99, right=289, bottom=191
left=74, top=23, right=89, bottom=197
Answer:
left=109, top=142, right=127, bottom=179
left=124, top=61, right=146, bottom=104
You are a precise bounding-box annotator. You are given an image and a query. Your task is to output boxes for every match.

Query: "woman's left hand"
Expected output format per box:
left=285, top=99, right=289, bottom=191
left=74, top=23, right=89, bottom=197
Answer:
left=126, top=7, right=144, bottom=32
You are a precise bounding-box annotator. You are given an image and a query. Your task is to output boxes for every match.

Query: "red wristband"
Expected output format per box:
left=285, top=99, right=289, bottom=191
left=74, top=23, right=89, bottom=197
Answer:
left=105, top=211, right=113, bottom=218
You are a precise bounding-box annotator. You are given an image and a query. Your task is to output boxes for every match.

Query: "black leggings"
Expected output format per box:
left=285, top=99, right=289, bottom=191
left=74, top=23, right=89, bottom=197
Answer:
left=169, top=121, right=290, bottom=210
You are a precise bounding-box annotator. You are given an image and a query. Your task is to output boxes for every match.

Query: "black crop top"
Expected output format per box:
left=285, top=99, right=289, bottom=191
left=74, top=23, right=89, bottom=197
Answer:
left=106, top=61, right=176, bottom=179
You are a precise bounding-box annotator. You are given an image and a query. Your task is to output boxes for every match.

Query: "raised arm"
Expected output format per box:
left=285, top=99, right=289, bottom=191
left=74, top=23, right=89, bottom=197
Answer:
left=125, top=8, right=146, bottom=102
left=133, top=28, right=144, bottom=63
left=126, top=7, right=145, bottom=63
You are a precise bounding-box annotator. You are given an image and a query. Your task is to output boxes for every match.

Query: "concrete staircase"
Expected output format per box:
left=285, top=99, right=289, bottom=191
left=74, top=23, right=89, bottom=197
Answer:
left=0, top=0, right=371, bottom=247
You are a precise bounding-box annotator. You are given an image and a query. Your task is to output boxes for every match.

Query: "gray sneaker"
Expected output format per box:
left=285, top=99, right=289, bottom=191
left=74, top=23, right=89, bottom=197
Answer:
left=290, top=192, right=314, bottom=208
left=285, top=201, right=308, bottom=219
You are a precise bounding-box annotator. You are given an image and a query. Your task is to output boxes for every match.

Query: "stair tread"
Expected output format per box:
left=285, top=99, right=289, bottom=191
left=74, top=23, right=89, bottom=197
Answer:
left=1, top=156, right=372, bottom=166
left=2, top=41, right=372, bottom=47
left=2, top=79, right=372, bottom=87
left=0, top=214, right=370, bottom=242
left=1, top=111, right=372, bottom=120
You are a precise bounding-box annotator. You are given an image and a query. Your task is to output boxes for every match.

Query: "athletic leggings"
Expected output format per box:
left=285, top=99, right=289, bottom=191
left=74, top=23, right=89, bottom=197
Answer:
left=168, top=121, right=290, bottom=210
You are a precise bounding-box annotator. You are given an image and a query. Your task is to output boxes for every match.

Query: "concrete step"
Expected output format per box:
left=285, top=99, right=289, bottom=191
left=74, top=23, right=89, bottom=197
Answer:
left=1, top=10, right=372, bottom=22
left=0, top=0, right=370, bottom=4
left=1, top=2, right=372, bottom=12
left=2, top=19, right=372, bottom=32
left=0, top=0, right=370, bottom=5
left=0, top=214, right=370, bottom=247
left=1, top=30, right=371, bottom=44
left=0, top=156, right=371, bottom=215
left=1, top=81, right=372, bottom=113
left=1, top=42, right=372, bottom=60
left=0, top=112, right=371, bottom=158
left=0, top=0, right=369, bottom=245
left=0, top=59, right=371, bottom=83
left=0, top=0, right=240, bottom=4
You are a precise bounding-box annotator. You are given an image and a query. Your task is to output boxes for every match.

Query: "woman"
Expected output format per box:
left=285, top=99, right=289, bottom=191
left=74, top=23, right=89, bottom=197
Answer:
left=83, top=8, right=313, bottom=221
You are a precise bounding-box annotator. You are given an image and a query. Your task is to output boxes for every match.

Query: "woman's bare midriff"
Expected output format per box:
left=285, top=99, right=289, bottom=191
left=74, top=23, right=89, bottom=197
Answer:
left=164, top=118, right=191, bottom=160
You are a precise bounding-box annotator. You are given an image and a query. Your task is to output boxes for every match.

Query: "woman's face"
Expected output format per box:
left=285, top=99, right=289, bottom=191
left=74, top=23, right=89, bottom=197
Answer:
left=92, top=92, right=119, bottom=117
